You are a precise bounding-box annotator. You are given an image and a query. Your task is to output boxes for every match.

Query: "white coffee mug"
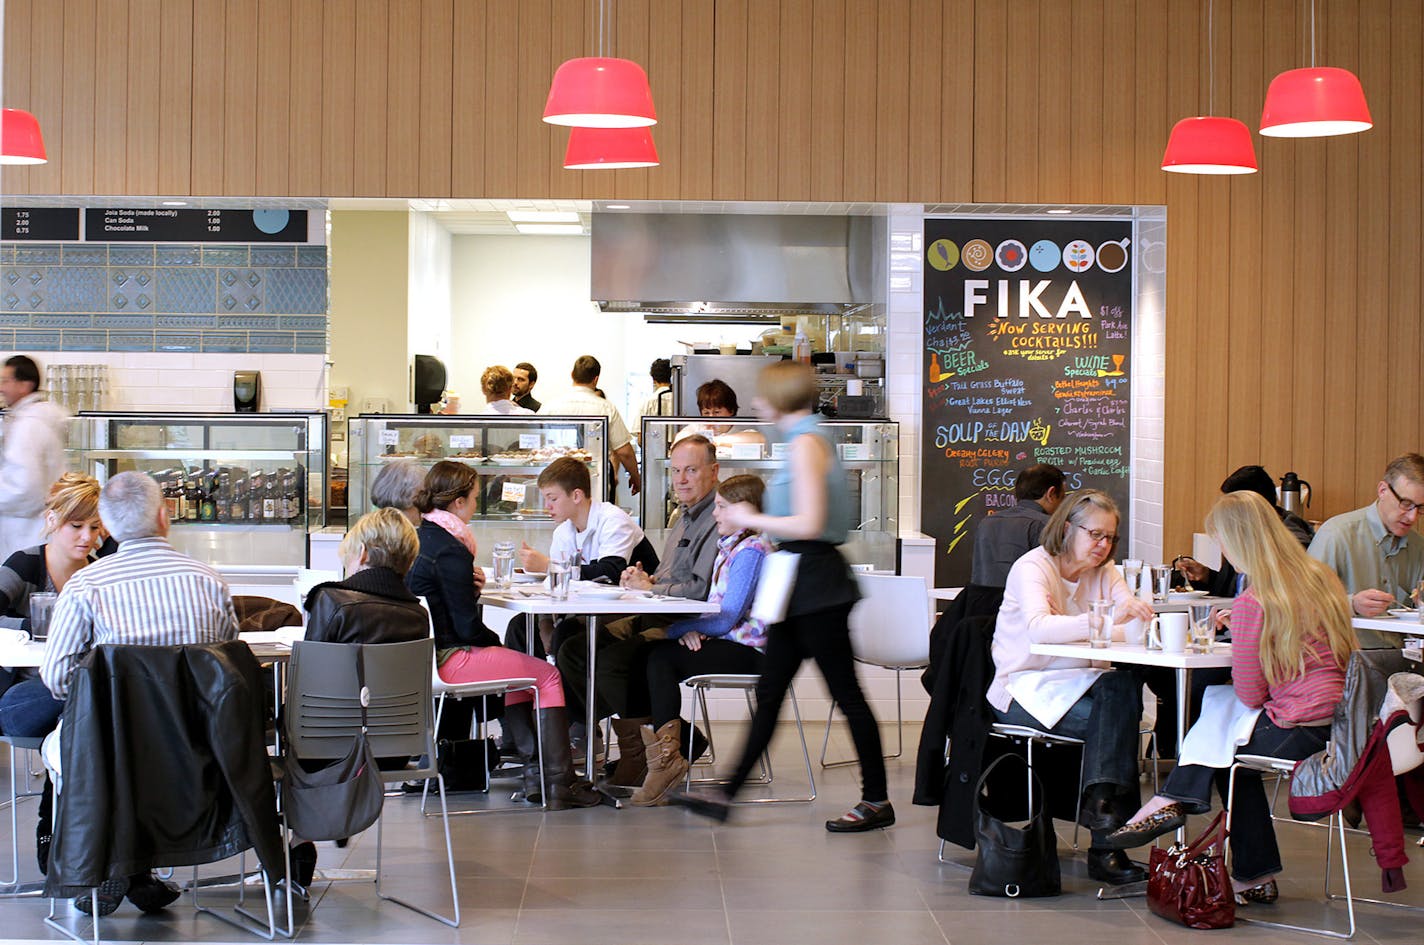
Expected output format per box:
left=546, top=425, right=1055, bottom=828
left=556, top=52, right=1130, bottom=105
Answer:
left=1149, top=612, right=1189, bottom=654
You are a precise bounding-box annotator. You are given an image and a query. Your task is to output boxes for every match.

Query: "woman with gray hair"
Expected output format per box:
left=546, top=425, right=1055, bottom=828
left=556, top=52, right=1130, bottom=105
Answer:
left=370, top=459, right=425, bottom=527
left=987, top=488, right=1156, bottom=885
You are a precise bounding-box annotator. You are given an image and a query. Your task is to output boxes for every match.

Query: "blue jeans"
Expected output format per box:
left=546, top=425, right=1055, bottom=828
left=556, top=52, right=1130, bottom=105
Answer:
left=0, top=677, right=64, bottom=737
left=1162, top=714, right=1329, bottom=882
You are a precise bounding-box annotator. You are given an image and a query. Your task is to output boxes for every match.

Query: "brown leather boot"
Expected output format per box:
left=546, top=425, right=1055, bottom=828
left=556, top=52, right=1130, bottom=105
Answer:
left=608, top=716, right=651, bottom=787
left=629, top=720, right=690, bottom=807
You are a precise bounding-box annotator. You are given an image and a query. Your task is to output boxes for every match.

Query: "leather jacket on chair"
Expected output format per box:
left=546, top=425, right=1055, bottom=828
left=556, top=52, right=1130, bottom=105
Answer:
left=303, top=567, right=429, bottom=645
left=44, top=641, right=285, bottom=897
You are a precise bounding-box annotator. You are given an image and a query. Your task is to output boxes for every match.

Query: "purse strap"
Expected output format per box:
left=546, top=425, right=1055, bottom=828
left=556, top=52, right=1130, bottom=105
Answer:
left=1181, top=810, right=1227, bottom=859
left=975, top=750, right=1045, bottom=819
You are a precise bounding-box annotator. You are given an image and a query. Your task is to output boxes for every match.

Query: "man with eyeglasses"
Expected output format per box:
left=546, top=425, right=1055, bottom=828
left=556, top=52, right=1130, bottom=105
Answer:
left=1308, top=452, right=1424, bottom=648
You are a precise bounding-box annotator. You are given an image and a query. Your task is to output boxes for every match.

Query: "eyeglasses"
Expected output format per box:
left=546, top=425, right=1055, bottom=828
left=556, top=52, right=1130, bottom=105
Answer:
left=1073, top=523, right=1118, bottom=545
left=1385, top=479, right=1424, bottom=515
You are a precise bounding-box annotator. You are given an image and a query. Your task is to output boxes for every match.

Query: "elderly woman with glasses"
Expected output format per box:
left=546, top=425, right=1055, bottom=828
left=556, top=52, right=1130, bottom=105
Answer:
left=987, top=488, right=1156, bottom=886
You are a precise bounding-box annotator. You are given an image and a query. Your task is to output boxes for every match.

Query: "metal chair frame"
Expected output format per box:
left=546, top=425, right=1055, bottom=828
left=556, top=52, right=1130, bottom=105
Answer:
left=820, top=660, right=926, bottom=768
left=682, top=674, right=816, bottom=804
left=420, top=676, right=545, bottom=816
left=0, top=734, right=46, bottom=898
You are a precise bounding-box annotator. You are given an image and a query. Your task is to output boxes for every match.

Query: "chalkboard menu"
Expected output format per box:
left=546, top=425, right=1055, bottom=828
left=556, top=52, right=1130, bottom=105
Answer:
left=921, top=218, right=1134, bottom=587
left=2, top=208, right=81, bottom=241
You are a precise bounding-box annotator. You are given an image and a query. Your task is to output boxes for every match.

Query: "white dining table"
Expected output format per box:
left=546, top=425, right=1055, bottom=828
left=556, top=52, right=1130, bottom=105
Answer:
left=479, top=586, right=718, bottom=779
left=1151, top=592, right=1235, bottom=614
left=1352, top=614, right=1424, bottom=638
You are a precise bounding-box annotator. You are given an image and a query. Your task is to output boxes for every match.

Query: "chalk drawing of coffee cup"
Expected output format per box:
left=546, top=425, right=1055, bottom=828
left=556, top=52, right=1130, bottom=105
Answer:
left=1063, top=239, right=1095, bottom=272
left=1029, top=239, right=1061, bottom=272
left=996, top=239, right=1028, bottom=272
left=1096, top=238, right=1130, bottom=273
left=962, top=239, right=993, bottom=272
left=1141, top=239, right=1166, bottom=274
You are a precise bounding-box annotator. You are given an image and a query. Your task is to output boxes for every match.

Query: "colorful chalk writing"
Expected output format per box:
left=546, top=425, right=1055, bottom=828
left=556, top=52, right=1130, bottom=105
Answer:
left=922, top=218, right=1134, bottom=586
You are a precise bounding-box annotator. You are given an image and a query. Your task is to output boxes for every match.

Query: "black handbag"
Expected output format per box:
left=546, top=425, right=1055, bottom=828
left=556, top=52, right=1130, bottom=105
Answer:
left=969, top=752, right=1062, bottom=898
left=437, top=737, right=500, bottom=792
left=281, top=647, right=386, bottom=842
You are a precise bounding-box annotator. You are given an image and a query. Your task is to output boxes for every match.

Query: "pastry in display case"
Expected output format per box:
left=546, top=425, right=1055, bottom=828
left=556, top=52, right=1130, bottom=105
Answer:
left=67, top=412, right=328, bottom=567
left=346, top=414, right=608, bottom=548
left=640, top=415, right=899, bottom=571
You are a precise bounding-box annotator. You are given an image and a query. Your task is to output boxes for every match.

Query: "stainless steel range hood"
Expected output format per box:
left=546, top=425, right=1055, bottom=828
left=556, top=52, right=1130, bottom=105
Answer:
left=591, top=212, right=879, bottom=317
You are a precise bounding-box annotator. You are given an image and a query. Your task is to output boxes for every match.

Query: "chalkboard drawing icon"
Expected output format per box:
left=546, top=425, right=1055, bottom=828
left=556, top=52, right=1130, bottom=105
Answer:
left=929, top=353, right=953, bottom=383
left=962, top=239, right=993, bottom=272
left=252, top=209, right=290, bottom=235
left=927, top=239, right=959, bottom=271
left=1064, top=239, right=1095, bottom=272
left=1098, top=354, right=1127, bottom=377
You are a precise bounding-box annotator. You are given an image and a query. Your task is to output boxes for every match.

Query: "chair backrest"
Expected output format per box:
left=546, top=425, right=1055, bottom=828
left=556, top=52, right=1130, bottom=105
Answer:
left=847, top=573, right=933, bottom=669
left=285, top=638, right=435, bottom=762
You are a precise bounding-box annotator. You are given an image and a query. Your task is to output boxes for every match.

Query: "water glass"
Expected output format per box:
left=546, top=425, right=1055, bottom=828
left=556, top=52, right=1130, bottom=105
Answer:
left=547, top=558, right=572, bottom=601
left=1188, top=602, right=1216, bottom=653
left=492, top=540, right=515, bottom=590
left=1151, top=565, right=1173, bottom=602
left=28, top=591, right=57, bottom=641
left=1123, top=559, right=1143, bottom=597
left=1088, top=599, right=1114, bottom=649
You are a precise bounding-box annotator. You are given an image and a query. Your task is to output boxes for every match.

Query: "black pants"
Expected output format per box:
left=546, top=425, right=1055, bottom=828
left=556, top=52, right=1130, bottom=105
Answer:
left=624, top=638, right=765, bottom=728
left=556, top=616, right=676, bottom=720
left=726, top=603, right=887, bottom=802
left=1162, top=714, right=1330, bottom=883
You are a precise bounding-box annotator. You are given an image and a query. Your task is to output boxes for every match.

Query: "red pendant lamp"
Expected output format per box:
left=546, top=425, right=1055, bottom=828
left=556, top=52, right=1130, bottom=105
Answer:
left=0, top=107, right=47, bottom=164
left=564, top=126, right=658, bottom=169
left=544, top=1, right=656, bottom=129
left=1161, top=0, right=1257, bottom=175
left=1259, top=2, right=1370, bottom=137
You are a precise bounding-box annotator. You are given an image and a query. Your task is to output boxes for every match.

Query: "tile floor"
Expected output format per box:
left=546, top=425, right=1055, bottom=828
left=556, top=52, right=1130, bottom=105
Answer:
left=2, top=723, right=1422, bottom=945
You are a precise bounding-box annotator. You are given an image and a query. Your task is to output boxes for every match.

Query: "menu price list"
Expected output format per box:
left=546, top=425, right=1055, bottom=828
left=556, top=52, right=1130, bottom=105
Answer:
left=2, top=207, right=81, bottom=241
left=86, top=208, right=308, bottom=243
left=920, top=217, right=1135, bottom=587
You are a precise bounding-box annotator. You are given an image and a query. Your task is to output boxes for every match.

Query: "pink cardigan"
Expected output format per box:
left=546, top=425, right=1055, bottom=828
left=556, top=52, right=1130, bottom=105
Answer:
left=1228, top=588, right=1345, bottom=727
left=987, top=546, right=1138, bottom=713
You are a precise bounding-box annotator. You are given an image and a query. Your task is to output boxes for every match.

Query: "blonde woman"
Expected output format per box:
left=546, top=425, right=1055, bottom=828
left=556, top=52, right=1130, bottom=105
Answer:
left=1107, top=491, right=1356, bottom=905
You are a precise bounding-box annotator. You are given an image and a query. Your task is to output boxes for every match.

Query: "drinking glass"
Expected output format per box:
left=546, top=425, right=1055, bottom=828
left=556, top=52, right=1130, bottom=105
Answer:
left=491, top=540, right=515, bottom=590
left=28, top=591, right=57, bottom=641
left=1123, top=559, right=1143, bottom=597
left=1151, top=565, right=1173, bottom=602
left=1188, top=602, right=1215, bottom=653
left=1088, top=600, right=1114, bottom=649
left=547, top=558, right=572, bottom=601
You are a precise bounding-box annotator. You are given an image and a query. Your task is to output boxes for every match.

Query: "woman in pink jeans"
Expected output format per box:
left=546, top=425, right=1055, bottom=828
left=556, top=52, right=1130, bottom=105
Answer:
left=406, top=461, right=600, bottom=809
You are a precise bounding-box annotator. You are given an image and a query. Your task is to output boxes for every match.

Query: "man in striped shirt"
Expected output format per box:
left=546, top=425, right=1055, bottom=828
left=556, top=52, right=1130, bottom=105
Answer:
left=40, top=472, right=239, bottom=700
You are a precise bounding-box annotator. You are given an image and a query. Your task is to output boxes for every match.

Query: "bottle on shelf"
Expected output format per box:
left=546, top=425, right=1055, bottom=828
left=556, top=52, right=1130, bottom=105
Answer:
left=183, top=473, right=200, bottom=522
left=214, top=471, right=231, bottom=522
left=248, top=472, right=266, bottom=521
left=262, top=471, right=278, bottom=521
left=162, top=474, right=182, bottom=522
left=230, top=475, right=248, bottom=521
left=198, top=472, right=217, bottom=522
left=794, top=330, right=812, bottom=365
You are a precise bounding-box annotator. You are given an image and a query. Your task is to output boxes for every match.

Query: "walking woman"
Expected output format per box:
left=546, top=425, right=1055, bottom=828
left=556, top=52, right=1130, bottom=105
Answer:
left=671, top=361, right=892, bottom=832
left=406, top=461, right=601, bottom=809
left=1106, top=490, right=1356, bottom=904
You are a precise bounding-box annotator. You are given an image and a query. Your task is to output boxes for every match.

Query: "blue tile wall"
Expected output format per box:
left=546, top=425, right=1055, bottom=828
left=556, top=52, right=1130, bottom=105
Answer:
left=0, top=242, right=328, bottom=353
left=0, top=241, right=326, bottom=352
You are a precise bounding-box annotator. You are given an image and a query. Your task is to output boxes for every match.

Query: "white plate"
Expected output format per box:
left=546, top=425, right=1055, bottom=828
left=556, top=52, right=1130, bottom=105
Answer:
left=573, top=584, right=627, bottom=600
left=1169, top=590, right=1209, bottom=599
left=513, top=569, right=545, bottom=582
left=1387, top=608, right=1420, bottom=619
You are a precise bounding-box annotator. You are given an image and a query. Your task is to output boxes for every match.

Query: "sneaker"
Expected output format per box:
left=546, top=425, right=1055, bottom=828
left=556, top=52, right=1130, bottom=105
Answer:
left=74, top=877, right=130, bottom=916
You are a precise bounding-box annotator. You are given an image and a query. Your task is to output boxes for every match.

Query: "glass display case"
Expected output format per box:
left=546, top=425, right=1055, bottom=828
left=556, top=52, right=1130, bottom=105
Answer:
left=346, top=414, right=609, bottom=548
left=640, top=416, right=899, bottom=571
left=68, top=411, right=328, bottom=567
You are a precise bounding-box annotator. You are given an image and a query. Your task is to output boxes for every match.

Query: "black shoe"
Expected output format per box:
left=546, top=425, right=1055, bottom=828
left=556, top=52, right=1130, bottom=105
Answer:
left=1103, top=802, right=1186, bottom=849
left=826, top=801, right=896, bottom=833
left=74, top=877, right=130, bottom=916
left=667, top=788, right=732, bottom=823
left=126, top=872, right=182, bottom=914
left=1087, top=848, right=1148, bottom=885
left=289, top=841, right=317, bottom=888
left=1234, top=879, right=1279, bottom=906
left=687, top=724, right=710, bottom=765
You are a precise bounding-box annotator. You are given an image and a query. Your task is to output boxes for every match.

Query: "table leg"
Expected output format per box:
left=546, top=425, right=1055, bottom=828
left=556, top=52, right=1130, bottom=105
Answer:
left=1175, top=666, right=1192, bottom=843
left=525, top=612, right=537, bottom=656
left=586, top=615, right=598, bottom=782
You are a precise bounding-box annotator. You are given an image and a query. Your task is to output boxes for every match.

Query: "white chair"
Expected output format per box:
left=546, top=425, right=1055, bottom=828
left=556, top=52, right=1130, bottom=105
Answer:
left=683, top=675, right=816, bottom=804
left=820, top=573, right=931, bottom=768
left=0, top=734, right=46, bottom=898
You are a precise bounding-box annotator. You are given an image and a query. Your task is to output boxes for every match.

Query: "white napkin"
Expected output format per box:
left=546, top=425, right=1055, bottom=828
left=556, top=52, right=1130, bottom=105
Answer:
left=1178, top=684, right=1263, bottom=768
left=1004, top=667, right=1104, bottom=729
left=0, top=628, right=31, bottom=646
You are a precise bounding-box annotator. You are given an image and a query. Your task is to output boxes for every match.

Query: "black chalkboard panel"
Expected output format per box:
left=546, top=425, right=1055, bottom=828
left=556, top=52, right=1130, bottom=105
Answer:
left=921, top=218, right=1134, bottom=588
left=2, top=207, right=81, bottom=241
left=84, top=208, right=309, bottom=243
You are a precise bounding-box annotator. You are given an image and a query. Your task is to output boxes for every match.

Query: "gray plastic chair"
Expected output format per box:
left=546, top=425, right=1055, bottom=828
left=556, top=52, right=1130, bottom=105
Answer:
left=284, top=638, right=460, bottom=928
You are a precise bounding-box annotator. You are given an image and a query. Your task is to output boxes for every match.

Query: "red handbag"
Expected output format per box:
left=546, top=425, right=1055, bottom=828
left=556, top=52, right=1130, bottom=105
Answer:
left=1146, top=811, right=1236, bottom=930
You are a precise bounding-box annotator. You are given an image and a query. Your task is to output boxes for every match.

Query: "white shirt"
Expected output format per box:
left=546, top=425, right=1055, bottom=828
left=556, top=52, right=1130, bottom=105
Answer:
left=635, top=387, right=675, bottom=437
left=548, top=500, right=644, bottom=569
left=479, top=398, right=534, bottom=416
left=0, top=393, right=69, bottom=561
left=541, top=386, right=633, bottom=451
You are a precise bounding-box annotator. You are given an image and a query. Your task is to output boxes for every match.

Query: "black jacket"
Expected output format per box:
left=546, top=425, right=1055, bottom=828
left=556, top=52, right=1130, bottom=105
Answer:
left=304, top=567, right=429, bottom=645
left=45, top=641, right=285, bottom=896
left=407, top=522, right=500, bottom=651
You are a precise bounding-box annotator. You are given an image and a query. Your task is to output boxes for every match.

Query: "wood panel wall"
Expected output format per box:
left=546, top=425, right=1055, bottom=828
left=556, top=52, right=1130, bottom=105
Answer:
left=3, top=0, right=1422, bottom=554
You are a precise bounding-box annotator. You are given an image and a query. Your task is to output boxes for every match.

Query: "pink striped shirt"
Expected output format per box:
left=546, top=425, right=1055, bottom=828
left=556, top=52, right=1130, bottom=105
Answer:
left=1230, top=588, right=1345, bottom=727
